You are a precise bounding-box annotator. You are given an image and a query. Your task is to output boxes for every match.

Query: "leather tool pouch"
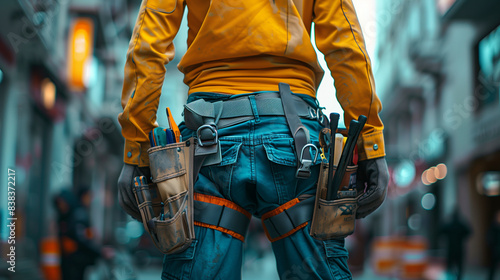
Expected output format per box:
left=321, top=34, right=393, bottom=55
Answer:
left=310, top=162, right=359, bottom=240
left=135, top=139, right=195, bottom=254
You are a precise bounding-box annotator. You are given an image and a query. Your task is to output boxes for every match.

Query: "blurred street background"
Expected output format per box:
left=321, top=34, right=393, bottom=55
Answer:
left=1, top=0, right=500, bottom=279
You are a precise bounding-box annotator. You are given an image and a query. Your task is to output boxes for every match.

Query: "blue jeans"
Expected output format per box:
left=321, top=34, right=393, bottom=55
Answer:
left=162, top=92, right=352, bottom=280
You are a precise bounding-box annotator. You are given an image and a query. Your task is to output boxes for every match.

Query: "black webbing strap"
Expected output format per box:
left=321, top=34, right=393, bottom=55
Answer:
left=278, top=83, right=314, bottom=179
left=193, top=198, right=251, bottom=241
left=262, top=196, right=315, bottom=241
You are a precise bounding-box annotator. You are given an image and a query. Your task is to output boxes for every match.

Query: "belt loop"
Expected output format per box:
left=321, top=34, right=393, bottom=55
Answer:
left=248, top=95, right=260, bottom=123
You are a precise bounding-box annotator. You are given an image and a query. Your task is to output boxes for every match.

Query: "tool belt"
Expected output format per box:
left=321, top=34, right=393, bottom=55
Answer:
left=134, top=140, right=196, bottom=255
left=184, top=83, right=326, bottom=179
left=309, top=162, right=359, bottom=240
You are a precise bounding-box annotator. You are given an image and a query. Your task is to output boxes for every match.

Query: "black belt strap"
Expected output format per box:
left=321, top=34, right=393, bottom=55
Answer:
left=193, top=200, right=251, bottom=239
left=278, top=83, right=315, bottom=179
left=262, top=196, right=315, bottom=241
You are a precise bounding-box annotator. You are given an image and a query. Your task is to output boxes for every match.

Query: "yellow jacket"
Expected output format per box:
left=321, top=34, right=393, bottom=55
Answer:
left=119, top=0, right=385, bottom=167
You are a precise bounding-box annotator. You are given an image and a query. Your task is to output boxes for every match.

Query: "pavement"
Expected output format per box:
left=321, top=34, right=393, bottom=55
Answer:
left=130, top=258, right=492, bottom=280
left=85, top=250, right=493, bottom=280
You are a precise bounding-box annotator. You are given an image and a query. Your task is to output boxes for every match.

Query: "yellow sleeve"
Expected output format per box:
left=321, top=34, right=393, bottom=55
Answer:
left=118, top=0, right=185, bottom=166
left=313, top=0, right=385, bottom=160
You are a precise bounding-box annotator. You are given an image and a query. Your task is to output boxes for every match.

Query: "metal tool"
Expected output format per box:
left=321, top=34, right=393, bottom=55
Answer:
left=325, top=113, right=340, bottom=200
left=326, top=115, right=367, bottom=200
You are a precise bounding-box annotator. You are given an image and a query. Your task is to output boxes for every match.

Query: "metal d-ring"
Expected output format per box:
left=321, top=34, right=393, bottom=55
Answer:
left=300, top=143, right=319, bottom=164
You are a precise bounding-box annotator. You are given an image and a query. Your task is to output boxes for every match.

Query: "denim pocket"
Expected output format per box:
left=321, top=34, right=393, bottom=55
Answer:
left=206, top=138, right=242, bottom=199
left=323, top=239, right=352, bottom=280
left=218, top=139, right=243, bottom=166
left=263, top=135, right=297, bottom=166
left=162, top=240, right=198, bottom=280
left=261, top=135, right=296, bottom=202
left=263, top=135, right=322, bottom=203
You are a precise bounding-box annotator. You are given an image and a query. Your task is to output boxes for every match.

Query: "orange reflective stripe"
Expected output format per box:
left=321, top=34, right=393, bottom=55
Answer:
left=269, top=222, right=308, bottom=243
left=193, top=193, right=251, bottom=242
left=261, top=198, right=308, bottom=242
left=193, top=221, right=246, bottom=242
left=261, top=198, right=300, bottom=221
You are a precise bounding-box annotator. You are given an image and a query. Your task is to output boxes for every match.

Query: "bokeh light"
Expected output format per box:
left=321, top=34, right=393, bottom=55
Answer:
left=426, top=167, right=437, bottom=184
left=421, top=193, right=436, bottom=210
left=41, top=78, right=56, bottom=110
left=408, top=213, right=422, bottom=231
left=435, top=163, right=448, bottom=180
left=422, top=170, right=430, bottom=185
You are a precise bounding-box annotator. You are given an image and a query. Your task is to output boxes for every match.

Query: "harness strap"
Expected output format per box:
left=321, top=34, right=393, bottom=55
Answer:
left=261, top=196, right=315, bottom=242
left=184, top=84, right=322, bottom=178
left=193, top=193, right=251, bottom=242
left=278, top=83, right=314, bottom=179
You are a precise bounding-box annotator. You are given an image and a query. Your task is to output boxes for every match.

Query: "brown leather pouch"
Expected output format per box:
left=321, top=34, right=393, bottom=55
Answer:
left=310, top=162, right=359, bottom=240
left=135, top=138, right=195, bottom=254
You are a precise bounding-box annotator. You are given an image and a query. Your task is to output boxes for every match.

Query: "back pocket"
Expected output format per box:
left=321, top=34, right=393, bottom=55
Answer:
left=205, top=138, right=242, bottom=199
left=263, top=135, right=297, bottom=166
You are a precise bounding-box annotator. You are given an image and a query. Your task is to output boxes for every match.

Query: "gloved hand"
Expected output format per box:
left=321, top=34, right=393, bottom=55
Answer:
left=117, top=164, right=152, bottom=221
left=356, top=157, right=389, bottom=219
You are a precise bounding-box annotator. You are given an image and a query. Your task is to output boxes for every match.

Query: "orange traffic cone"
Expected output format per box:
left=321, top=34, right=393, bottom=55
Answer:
left=40, top=237, right=61, bottom=280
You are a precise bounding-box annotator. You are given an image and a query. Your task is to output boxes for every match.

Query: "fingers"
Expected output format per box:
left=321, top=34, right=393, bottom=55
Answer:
left=357, top=188, right=386, bottom=218
left=357, top=176, right=387, bottom=205
left=118, top=189, right=141, bottom=220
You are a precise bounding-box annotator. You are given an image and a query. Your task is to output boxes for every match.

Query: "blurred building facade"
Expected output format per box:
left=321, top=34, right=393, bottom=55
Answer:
left=374, top=0, right=500, bottom=268
left=0, top=0, right=180, bottom=277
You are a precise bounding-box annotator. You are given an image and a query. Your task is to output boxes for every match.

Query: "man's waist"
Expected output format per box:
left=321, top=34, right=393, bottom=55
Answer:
left=182, top=56, right=321, bottom=97
left=184, top=91, right=325, bottom=130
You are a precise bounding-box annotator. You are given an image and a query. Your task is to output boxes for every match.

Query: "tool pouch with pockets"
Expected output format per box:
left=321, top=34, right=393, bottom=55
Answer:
left=310, top=162, right=359, bottom=240
left=134, top=138, right=195, bottom=255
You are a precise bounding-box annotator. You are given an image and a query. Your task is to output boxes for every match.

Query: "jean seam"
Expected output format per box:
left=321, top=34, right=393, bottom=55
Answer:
left=249, top=121, right=256, bottom=184
left=270, top=162, right=284, bottom=204
left=226, top=165, right=234, bottom=201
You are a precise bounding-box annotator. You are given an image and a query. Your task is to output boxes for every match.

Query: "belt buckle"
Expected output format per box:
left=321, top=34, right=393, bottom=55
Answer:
left=196, top=124, right=218, bottom=147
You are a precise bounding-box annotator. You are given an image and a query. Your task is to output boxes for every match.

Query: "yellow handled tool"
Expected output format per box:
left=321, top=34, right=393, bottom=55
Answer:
left=166, top=107, right=181, bottom=143
left=333, top=134, right=344, bottom=166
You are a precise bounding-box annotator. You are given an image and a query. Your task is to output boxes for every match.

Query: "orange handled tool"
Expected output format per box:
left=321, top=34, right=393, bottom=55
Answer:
left=166, top=107, right=181, bottom=143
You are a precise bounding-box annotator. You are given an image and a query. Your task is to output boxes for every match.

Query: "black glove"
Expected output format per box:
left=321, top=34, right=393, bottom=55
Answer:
left=356, top=157, right=389, bottom=219
left=117, top=164, right=151, bottom=220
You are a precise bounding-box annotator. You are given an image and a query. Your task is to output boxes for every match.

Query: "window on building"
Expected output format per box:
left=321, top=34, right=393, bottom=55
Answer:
left=476, top=25, right=500, bottom=110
